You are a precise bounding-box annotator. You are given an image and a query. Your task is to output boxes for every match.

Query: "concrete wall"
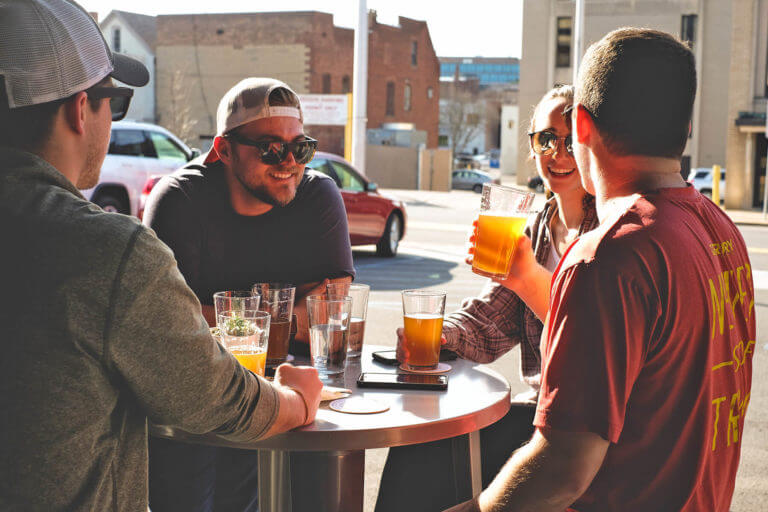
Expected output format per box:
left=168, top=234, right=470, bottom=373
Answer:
left=418, top=148, right=452, bottom=192
left=102, top=18, right=155, bottom=123
left=365, top=145, right=419, bottom=189
left=156, top=43, right=309, bottom=146
left=725, top=0, right=759, bottom=209
left=364, top=145, right=450, bottom=191
left=500, top=105, right=520, bottom=175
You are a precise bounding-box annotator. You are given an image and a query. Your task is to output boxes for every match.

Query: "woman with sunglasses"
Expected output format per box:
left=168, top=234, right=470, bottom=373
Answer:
left=376, top=85, right=598, bottom=512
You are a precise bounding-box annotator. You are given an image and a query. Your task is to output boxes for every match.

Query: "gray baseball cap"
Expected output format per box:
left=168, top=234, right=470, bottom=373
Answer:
left=0, top=0, right=149, bottom=109
left=204, top=77, right=304, bottom=163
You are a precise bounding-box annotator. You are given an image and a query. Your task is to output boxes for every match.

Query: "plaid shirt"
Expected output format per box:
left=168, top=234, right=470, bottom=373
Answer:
left=443, top=195, right=598, bottom=396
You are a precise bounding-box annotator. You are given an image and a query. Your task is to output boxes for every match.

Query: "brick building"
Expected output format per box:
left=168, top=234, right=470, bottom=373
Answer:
left=154, top=11, right=440, bottom=154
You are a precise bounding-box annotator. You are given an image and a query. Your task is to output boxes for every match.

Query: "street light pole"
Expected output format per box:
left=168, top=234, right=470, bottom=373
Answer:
left=573, top=0, right=585, bottom=85
left=352, top=0, right=368, bottom=174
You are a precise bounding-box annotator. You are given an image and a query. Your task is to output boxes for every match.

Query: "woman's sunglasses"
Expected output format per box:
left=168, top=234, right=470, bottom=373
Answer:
left=224, top=132, right=319, bottom=165
left=86, top=86, right=134, bottom=121
left=528, top=130, right=573, bottom=156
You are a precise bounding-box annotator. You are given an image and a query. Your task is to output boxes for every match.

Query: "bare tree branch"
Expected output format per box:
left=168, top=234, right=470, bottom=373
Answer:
left=440, top=90, right=484, bottom=154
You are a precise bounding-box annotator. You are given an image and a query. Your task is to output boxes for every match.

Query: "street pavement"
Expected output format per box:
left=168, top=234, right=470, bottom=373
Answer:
left=355, top=187, right=768, bottom=512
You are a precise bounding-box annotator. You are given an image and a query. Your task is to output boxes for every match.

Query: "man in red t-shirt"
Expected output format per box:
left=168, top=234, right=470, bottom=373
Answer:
left=447, top=28, right=754, bottom=512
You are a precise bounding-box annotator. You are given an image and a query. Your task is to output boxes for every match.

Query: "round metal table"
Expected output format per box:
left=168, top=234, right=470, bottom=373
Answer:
left=150, top=345, right=510, bottom=511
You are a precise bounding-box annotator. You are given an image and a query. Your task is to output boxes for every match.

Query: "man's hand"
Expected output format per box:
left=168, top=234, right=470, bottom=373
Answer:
left=274, top=364, right=322, bottom=426
left=465, top=217, right=479, bottom=266
left=395, top=327, right=446, bottom=364
left=264, top=364, right=322, bottom=437
left=293, top=278, right=331, bottom=343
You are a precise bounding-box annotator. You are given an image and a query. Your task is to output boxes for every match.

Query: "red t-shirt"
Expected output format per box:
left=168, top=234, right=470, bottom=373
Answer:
left=535, top=187, right=754, bottom=511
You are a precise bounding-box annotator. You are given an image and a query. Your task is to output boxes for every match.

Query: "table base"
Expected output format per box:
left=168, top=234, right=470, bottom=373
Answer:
left=258, top=449, right=365, bottom=512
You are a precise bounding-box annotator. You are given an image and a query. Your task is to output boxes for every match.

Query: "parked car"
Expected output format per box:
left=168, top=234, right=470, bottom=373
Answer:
left=306, top=152, right=407, bottom=257
left=688, top=167, right=726, bottom=199
left=452, top=169, right=500, bottom=192
left=81, top=121, right=199, bottom=216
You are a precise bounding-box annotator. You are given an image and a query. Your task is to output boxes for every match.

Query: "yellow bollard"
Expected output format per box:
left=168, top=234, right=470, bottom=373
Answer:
left=712, top=165, right=721, bottom=206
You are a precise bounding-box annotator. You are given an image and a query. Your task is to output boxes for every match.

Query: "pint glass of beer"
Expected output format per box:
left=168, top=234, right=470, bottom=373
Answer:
left=401, top=290, right=446, bottom=371
left=252, top=283, right=296, bottom=367
left=307, top=295, right=352, bottom=379
left=471, top=184, right=535, bottom=279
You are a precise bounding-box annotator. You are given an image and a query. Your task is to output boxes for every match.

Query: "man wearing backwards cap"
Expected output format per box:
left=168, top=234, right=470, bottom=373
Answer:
left=0, top=2, right=322, bottom=511
left=144, top=78, right=355, bottom=511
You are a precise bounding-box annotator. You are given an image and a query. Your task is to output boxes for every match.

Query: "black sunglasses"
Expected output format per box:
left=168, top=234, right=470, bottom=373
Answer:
left=528, top=130, right=573, bottom=156
left=224, top=132, right=318, bottom=165
left=86, top=86, right=133, bottom=121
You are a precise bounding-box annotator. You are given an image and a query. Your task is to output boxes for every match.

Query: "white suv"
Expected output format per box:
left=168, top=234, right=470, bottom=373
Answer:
left=81, top=121, right=199, bottom=216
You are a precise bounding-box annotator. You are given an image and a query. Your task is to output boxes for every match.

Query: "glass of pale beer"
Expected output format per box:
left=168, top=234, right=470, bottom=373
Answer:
left=401, top=290, right=447, bottom=371
left=252, top=283, right=296, bottom=367
left=217, top=309, right=270, bottom=377
left=471, top=184, right=535, bottom=279
left=327, top=283, right=370, bottom=359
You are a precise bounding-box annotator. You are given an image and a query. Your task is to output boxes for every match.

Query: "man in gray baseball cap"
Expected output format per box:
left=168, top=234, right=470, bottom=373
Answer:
left=0, top=2, right=322, bottom=510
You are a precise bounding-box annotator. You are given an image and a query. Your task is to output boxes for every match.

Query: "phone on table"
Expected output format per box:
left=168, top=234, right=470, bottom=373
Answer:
left=357, top=372, right=448, bottom=391
left=372, top=349, right=458, bottom=366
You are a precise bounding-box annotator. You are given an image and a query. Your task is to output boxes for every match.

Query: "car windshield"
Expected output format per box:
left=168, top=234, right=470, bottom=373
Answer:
left=694, top=171, right=709, bottom=179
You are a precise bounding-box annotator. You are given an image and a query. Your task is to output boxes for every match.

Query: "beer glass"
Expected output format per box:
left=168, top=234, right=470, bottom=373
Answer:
left=252, top=283, right=296, bottom=366
left=217, top=309, right=270, bottom=377
left=472, top=184, right=535, bottom=279
left=327, top=282, right=370, bottom=358
left=213, top=291, right=261, bottom=321
left=401, top=290, right=446, bottom=371
left=306, top=295, right=352, bottom=379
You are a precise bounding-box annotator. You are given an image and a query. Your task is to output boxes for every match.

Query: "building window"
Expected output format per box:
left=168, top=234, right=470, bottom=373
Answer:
left=404, top=83, right=412, bottom=111
left=411, top=41, right=418, bottom=66
left=556, top=17, right=572, bottom=68
left=680, top=14, right=697, bottom=49
left=427, top=87, right=433, bottom=99
left=386, top=82, right=395, bottom=116
left=341, top=75, right=351, bottom=94
left=112, top=27, right=121, bottom=53
left=322, top=74, right=331, bottom=93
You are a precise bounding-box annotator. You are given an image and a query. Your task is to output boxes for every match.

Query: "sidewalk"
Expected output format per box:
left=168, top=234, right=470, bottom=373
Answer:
left=725, top=208, right=768, bottom=226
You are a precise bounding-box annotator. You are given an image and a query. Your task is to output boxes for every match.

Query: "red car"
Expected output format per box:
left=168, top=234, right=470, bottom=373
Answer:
left=306, top=152, right=407, bottom=257
left=138, top=152, right=407, bottom=257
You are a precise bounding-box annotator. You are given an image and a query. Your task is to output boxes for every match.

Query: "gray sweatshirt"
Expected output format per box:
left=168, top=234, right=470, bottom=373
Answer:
left=0, top=148, right=279, bottom=511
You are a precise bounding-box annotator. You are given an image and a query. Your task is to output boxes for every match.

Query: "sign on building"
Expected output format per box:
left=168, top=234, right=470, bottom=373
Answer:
left=299, top=94, right=349, bottom=126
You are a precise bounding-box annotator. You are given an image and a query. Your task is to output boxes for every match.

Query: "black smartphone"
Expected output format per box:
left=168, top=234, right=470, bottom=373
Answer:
left=372, top=350, right=399, bottom=366
left=372, top=349, right=458, bottom=366
left=357, top=372, right=448, bottom=391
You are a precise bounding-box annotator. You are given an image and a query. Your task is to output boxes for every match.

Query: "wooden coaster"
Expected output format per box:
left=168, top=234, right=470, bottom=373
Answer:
left=329, top=397, right=389, bottom=414
left=398, top=362, right=452, bottom=374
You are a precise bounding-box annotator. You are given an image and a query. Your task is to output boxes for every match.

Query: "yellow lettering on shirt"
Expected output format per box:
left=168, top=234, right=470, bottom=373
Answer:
left=712, top=396, right=727, bottom=451
left=727, top=392, right=741, bottom=446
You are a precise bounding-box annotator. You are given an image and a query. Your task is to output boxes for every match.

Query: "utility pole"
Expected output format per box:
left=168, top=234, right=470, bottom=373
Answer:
left=573, top=0, right=585, bottom=84
left=352, top=0, right=368, bottom=174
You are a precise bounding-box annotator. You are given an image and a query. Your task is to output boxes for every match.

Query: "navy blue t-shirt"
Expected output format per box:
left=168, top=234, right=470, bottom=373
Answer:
left=143, top=160, right=355, bottom=306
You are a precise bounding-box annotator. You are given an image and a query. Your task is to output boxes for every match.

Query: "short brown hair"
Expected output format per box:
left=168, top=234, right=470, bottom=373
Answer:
left=575, top=28, right=696, bottom=158
left=0, top=77, right=107, bottom=152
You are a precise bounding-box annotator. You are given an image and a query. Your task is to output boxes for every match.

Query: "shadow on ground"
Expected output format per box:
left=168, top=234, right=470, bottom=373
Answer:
left=353, top=250, right=457, bottom=290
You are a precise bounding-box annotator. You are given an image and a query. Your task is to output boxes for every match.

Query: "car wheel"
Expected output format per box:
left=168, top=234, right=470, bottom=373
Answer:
left=536, top=183, right=545, bottom=193
left=376, top=213, right=401, bottom=257
left=701, top=189, right=712, bottom=199
left=95, top=194, right=129, bottom=214
left=472, top=184, right=483, bottom=193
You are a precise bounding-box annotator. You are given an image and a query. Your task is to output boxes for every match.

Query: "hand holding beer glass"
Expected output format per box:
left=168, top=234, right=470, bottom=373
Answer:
left=471, top=184, right=535, bottom=279
left=400, top=290, right=446, bottom=371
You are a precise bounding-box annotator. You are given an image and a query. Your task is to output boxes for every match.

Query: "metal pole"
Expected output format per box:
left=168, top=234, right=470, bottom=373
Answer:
left=352, top=0, right=368, bottom=174
left=573, top=0, right=585, bottom=85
